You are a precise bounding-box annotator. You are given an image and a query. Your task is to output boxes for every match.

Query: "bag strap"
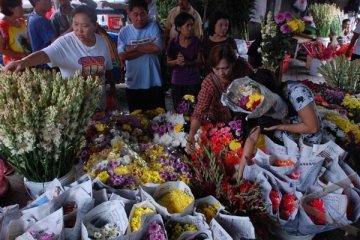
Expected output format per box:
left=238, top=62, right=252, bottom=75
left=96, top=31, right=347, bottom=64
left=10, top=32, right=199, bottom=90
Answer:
left=211, top=73, right=224, bottom=96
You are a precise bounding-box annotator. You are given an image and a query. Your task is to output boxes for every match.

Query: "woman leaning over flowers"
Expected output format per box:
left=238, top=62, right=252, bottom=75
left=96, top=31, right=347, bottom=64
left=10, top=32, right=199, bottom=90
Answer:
left=186, top=44, right=252, bottom=152
left=4, top=5, right=116, bottom=106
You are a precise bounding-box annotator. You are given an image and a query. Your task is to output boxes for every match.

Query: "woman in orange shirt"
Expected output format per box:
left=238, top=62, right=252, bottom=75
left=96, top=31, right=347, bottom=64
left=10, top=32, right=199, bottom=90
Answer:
left=0, top=0, right=31, bottom=66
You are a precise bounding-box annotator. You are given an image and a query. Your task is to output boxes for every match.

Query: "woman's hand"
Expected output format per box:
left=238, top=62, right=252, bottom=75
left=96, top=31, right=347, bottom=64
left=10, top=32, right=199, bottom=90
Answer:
left=176, top=52, right=185, bottom=66
left=185, top=135, right=195, bottom=154
left=3, top=60, right=26, bottom=72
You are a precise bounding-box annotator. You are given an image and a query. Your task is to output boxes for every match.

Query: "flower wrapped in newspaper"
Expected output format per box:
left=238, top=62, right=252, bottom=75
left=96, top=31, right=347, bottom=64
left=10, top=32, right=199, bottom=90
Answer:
left=165, top=215, right=211, bottom=240
left=140, top=181, right=195, bottom=218
left=16, top=208, right=64, bottom=240
left=128, top=200, right=156, bottom=233
left=122, top=214, right=167, bottom=240
left=194, top=196, right=224, bottom=224
left=221, top=76, right=288, bottom=119
left=151, top=112, right=187, bottom=148
left=81, top=200, right=128, bottom=240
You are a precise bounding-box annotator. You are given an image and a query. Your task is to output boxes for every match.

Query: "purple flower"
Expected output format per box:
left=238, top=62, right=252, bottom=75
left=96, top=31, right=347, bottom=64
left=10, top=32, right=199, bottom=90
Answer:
left=176, top=101, right=188, bottom=114
left=283, top=11, right=293, bottom=21
left=149, top=223, right=162, bottom=233
left=280, top=24, right=291, bottom=34
left=274, top=13, right=285, bottom=24
left=158, top=124, right=167, bottom=135
left=151, top=122, right=159, bottom=131
left=107, top=161, right=121, bottom=171
left=80, top=150, right=89, bottom=161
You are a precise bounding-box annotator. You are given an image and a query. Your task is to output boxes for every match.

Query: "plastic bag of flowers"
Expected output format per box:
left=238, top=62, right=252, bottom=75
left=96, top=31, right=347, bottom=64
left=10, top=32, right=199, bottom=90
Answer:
left=122, top=214, right=167, bottom=240
left=0, top=69, right=101, bottom=185
left=298, top=184, right=360, bottom=235
left=127, top=200, right=157, bottom=233
left=140, top=181, right=194, bottom=217
left=16, top=208, right=64, bottom=240
left=214, top=211, right=255, bottom=239
left=165, top=215, right=210, bottom=240
left=81, top=200, right=128, bottom=240
left=221, top=76, right=288, bottom=119
left=193, top=196, right=224, bottom=224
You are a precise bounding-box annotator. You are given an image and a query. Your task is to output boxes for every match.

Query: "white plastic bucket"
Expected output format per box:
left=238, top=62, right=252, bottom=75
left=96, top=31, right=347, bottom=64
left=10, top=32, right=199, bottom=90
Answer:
left=309, top=58, right=324, bottom=77
left=24, top=167, right=76, bottom=199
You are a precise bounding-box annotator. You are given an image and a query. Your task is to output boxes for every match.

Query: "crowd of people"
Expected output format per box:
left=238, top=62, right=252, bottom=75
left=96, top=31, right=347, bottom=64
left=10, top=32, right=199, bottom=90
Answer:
left=0, top=0, right=323, bottom=153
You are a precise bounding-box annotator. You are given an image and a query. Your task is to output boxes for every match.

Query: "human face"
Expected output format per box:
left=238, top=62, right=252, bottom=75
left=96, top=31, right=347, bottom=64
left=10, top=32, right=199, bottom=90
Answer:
left=212, top=59, right=233, bottom=80
left=343, top=21, right=351, bottom=31
left=73, top=13, right=96, bottom=45
left=178, top=0, right=190, bottom=11
left=178, top=19, right=194, bottom=38
left=128, top=7, right=148, bottom=29
left=11, top=5, right=24, bottom=18
left=214, top=18, right=229, bottom=37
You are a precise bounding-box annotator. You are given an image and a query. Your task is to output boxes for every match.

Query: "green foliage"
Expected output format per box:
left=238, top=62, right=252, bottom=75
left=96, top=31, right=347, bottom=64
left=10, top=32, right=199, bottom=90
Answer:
left=156, top=0, right=177, bottom=23
left=317, top=56, right=360, bottom=92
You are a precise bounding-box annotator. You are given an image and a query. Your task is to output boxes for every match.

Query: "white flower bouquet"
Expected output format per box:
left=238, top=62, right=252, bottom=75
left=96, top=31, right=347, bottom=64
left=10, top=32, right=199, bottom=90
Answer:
left=0, top=69, right=102, bottom=182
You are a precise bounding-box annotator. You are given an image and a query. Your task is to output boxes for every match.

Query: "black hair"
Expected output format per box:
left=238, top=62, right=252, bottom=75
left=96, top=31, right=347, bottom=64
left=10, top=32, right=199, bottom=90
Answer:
left=174, top=12, right=194, bottom=33
left=128, top=0, right=148, bottom=12
left=250, top=68, right=282, bottom=95
left=342, top=18, right=350, bottom=25
left=208, top=43, right=237, bottom=69
left=29, top=0, right=35, bottom=7
left=207, top=11, right=231, bottom=36
left=0, top=0, right=22, bottom=16
left=73, top=5, right=97, bottom=26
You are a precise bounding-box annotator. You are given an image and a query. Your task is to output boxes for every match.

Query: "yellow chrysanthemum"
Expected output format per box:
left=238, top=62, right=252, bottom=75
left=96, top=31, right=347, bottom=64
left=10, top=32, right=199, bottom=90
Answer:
left=324, top=113, right=360, bottom=144
left=95, top=124, right=105, bottom=132
left=114, top=165, right=130, bottom=175
left=183, top=94, right=195, bottom=102
left=141, top=170, right=164, bottom=184
left=255, top=134, right=266, bottom=149
left=130, top=207, right=154, bottom=232
left=229, top=140, right=241, bottom=151
left=97, top=171, right=110, bottom=183
left=131, top=109, right=143, bottom=115
left=155, top=108, right=166, bottom=114
left=246, top=93, right=264, bottom=110
left=158, top=189, right=193, bottom=213
left=123, top=124, right=132, bottom=131
left=175, top=124, right=183, bottom=132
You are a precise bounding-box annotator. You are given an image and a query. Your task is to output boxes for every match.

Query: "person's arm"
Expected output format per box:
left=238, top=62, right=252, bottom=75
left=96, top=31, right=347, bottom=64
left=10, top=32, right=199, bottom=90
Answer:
left=235, top=126, right=260, bottom=180
left=264, top=102, right=319, bottom=134
left=3, top=51, right=50, bottom=72
left=0, top=34, right=27, bottom=59
left=346, top=31, right=359, bottom=58
left=184, top=51, right=202, bottom=66
left=119, top=42, right=161, bottom=60
left=186, top=118, right=201, bottom=153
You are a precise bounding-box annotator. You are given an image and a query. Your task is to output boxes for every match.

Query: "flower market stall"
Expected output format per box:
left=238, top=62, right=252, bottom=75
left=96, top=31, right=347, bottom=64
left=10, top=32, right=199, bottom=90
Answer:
left=1, top=46, right=360, bottom=239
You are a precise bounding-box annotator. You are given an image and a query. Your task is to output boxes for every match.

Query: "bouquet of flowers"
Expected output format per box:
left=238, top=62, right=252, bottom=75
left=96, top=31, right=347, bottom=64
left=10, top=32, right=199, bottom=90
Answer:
left=0, top=70, right=101, bottom=182
left=301, top=41, right=336, bottom=61
left=222, top=77, right=288, bottom=119
left=309, top=3, right=341, bottom=38
left=151, top=112, right=187, bottom=148
left=260, top=11, right=305, bottom=70
left=186, top=121, right=266, bottom=215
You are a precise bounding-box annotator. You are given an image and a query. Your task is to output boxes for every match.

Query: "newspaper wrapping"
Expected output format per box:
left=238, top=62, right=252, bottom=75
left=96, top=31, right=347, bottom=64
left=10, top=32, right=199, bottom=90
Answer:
left=140, top=181, right=195, bottom=218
